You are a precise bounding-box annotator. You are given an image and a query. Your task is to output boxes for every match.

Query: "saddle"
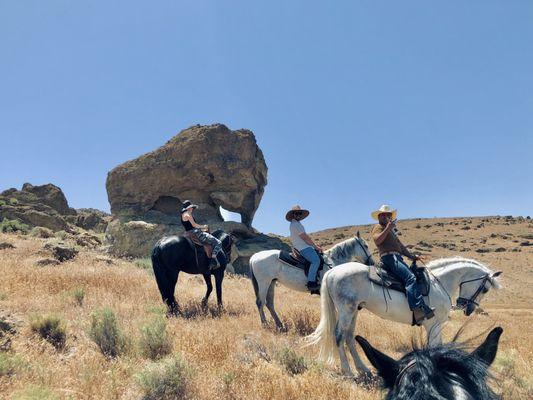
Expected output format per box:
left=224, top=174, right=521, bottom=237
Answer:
left=368, top=262, right=430, bottom=297
left=278, top=248, right=326, bottom=277
left=183, top=231, right=213, bottom=258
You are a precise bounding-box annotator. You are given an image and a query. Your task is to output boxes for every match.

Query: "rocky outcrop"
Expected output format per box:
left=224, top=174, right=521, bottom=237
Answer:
left=106, top=124, right=267, bottom=227
left=21, top=183, right=76, bottom=215
left=1, top=185, right=72, bottom=232
left=0, top=184, right=109, bottom=233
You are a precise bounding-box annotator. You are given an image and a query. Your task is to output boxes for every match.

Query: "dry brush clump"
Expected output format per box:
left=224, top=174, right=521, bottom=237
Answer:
left=89, top=307, right=129, bottom=358
left=29, top=314, right=67, bottom=350
left=139, top=315, right=173, bottom=360
left=136, top=354, right=193, bottom=400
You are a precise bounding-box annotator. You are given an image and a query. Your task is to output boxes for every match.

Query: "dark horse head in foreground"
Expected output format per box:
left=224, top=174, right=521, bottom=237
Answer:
left=356, top=327, right=503, bottom=400
left=151, top=230, right=232, bottom=316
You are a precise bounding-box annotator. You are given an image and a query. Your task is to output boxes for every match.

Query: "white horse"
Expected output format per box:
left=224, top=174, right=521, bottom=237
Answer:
left=249, top=233, right=375, bottom=329
left=305, top=257, right=502, bottom=377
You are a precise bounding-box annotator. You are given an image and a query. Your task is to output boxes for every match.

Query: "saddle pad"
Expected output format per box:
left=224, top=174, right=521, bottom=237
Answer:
left=368, top=265, right=405, bottom=293
left=368, top=265, right=430, bottom=297
left=278, top=251, right=324, bottom=277
left=279, top=250, right=307, bottom=269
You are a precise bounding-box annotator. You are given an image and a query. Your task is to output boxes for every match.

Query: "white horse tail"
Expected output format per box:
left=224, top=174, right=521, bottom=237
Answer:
left=305, top=270, right=338, bottom=364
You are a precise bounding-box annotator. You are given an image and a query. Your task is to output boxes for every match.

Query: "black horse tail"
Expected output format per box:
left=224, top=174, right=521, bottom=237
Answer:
left=151, top=241, right=170, bottom=307
left=249, top=255, right=260, bottom=306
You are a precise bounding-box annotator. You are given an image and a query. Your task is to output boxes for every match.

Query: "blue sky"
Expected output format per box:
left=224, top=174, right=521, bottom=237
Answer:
left=1, top=1, right=532, bottom=235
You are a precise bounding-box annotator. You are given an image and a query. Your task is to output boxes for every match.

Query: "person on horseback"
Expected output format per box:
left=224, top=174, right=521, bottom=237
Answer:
left=371, top=204, right=435, bottom=324
left=286, top=205, right=323, bottom=292
left=181, top=200, right=227, bottom=270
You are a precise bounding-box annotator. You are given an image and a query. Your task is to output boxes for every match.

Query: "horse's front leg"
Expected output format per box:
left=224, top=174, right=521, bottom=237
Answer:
left=425, top=319, right=444, bottom=346
left=166, top=272, right=180, bottom=317
left=201, top=273, right=213, bottom=311
left=214, top=269, right=225, bottom=311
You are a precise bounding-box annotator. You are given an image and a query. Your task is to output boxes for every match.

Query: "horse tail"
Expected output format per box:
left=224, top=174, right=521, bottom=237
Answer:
left=249, top=253, right=260, bottom=305
left=305, top=270, right=338, bottom=364
left=151, top=242, right=168, bottom=303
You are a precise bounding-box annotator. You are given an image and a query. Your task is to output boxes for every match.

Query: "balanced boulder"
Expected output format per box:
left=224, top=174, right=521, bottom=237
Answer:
left=106, top=124, right=267, bottom=227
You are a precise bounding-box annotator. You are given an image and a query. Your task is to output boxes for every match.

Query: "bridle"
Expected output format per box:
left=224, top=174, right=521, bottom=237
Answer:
left=456, top=274, right=491, bottom=309
left=355, top=237, right=373, bottom=266
left=395, top=359, right=417, bottom=388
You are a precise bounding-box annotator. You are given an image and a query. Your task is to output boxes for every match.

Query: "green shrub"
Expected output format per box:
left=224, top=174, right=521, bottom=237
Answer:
left=30, top=226, right=54, bottom=238
left=0, top=199, right=6, bottom=206
left=0, top=218, right=29, bottom=234
left=9, top=197, right=18, bottom=205
left=30, top=315, right=67, bottom=350
left=0, top=353, right=24, bottom=377
left=54, top=230, right=69, bottom=240
left=136, top=355, right=192, bottom=400
left=135, top=258, right=153, bottom=273
left=278, top=347, right=307, bottom=375
left=139, top=316, right=172, bottom=360
left=71, top=287, right=85, bottom=307
left=89, top=308, right=128, bottom=358
left=11, top=385, right=58, bottom=400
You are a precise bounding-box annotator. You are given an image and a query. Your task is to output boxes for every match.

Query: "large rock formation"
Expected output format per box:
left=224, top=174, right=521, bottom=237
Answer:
left=106, top=124, right=267, bottom=227
left=104, top=124, right=289, bottom=271
left=0, top=183, right=110, bottom=233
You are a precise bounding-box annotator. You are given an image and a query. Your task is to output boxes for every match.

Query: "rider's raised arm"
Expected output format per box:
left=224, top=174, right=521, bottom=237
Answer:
left=372, top=224, right=390, bottom=246
left=183, top=213, right=206, bottom=230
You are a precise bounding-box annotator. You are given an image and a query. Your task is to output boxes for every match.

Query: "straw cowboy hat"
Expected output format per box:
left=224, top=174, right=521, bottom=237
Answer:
left=285, top=205, right=310, bottom=222
left=181, top=200, right=198, bottom=213
left=371, top=204, right=397, bottom=221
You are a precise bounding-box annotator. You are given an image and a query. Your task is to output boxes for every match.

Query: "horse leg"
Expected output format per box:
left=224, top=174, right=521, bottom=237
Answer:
left=426, top=319, right=444, bottom=346
left=255, top=278, right=271, bottom=327
left=335, top=311, right=355, bottom=377
left=265, top=280, right=283, bottom=330
left=346, top=310, right=371, bottom=376
left=214, top=269, right=225, bottom=311
left=201, top=273, right=213, bottom=311
left=163, top=271, right=180, bottom=317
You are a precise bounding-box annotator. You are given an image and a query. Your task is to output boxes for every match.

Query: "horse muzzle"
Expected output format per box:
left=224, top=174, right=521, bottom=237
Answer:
left=456, top=298, right=476, bottom=316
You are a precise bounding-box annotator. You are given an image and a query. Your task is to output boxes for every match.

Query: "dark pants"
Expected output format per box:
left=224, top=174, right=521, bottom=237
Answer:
left=381, top=254, right=424, bottom=310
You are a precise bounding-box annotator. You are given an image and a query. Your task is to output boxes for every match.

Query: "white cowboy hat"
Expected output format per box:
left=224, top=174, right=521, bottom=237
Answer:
left=285, top=205, right=310, bottom=222
left=371, top=204, right=397, bottom=221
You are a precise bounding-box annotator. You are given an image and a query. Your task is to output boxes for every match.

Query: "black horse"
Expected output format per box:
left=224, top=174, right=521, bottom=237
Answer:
left=151, top=230, right=232, bottom=316
left=355, top=327, right=503, bottom=400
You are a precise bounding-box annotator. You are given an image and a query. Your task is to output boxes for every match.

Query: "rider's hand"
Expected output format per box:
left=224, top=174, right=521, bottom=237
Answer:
left=413, top=254, right=425, bottom=262
left=386, top=219, right=396, bottom=231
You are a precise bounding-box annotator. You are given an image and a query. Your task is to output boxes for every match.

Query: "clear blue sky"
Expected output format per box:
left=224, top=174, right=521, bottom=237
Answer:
left=1, top=1, right=531, bottom=235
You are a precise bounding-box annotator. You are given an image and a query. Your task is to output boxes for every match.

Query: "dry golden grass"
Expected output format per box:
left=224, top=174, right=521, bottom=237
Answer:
left=0, top=215, right=532, bottom=399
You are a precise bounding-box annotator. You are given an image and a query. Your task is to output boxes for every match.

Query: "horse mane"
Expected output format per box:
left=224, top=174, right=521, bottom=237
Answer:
left=427, top=257, right=501, bottom=289
left=325, top=237, right=358, bottom=263
left=387, top=343, right=499, bottom=400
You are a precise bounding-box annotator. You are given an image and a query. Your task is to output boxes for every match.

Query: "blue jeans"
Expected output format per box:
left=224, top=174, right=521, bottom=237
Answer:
left=300, top=247, right=321, bottom=283
left=381, top=254, right=424, bottom=310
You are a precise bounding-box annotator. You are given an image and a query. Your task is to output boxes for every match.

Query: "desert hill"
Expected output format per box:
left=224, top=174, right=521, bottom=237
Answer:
left=0, top=215, right=531, bottom=399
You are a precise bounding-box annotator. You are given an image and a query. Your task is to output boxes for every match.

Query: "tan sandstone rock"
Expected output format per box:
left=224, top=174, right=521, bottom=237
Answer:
left=105, top=124, right=267, bottom=227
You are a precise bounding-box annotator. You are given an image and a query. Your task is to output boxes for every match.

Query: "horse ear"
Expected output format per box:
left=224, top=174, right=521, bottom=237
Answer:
left=492, top=271, right=502, bottom=278
left=357, top=231, right=361, bottom=238
left=356, top=335, right=399, bottom=388
left=472, top=327, right=503, bottom=366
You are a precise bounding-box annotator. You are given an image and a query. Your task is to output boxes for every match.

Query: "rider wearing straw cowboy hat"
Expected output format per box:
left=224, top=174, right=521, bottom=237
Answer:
left=286, top=205, right=323, bottom=292
left=371, top=205, right=435, bottom=324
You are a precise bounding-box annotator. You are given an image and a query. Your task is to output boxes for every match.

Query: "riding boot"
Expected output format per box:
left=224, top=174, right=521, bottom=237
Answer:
left=306, top=281, right=320, bottom=294
left=423, top=304, right=435, bottom=320
left=208, top=257, right=219, bottom=270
